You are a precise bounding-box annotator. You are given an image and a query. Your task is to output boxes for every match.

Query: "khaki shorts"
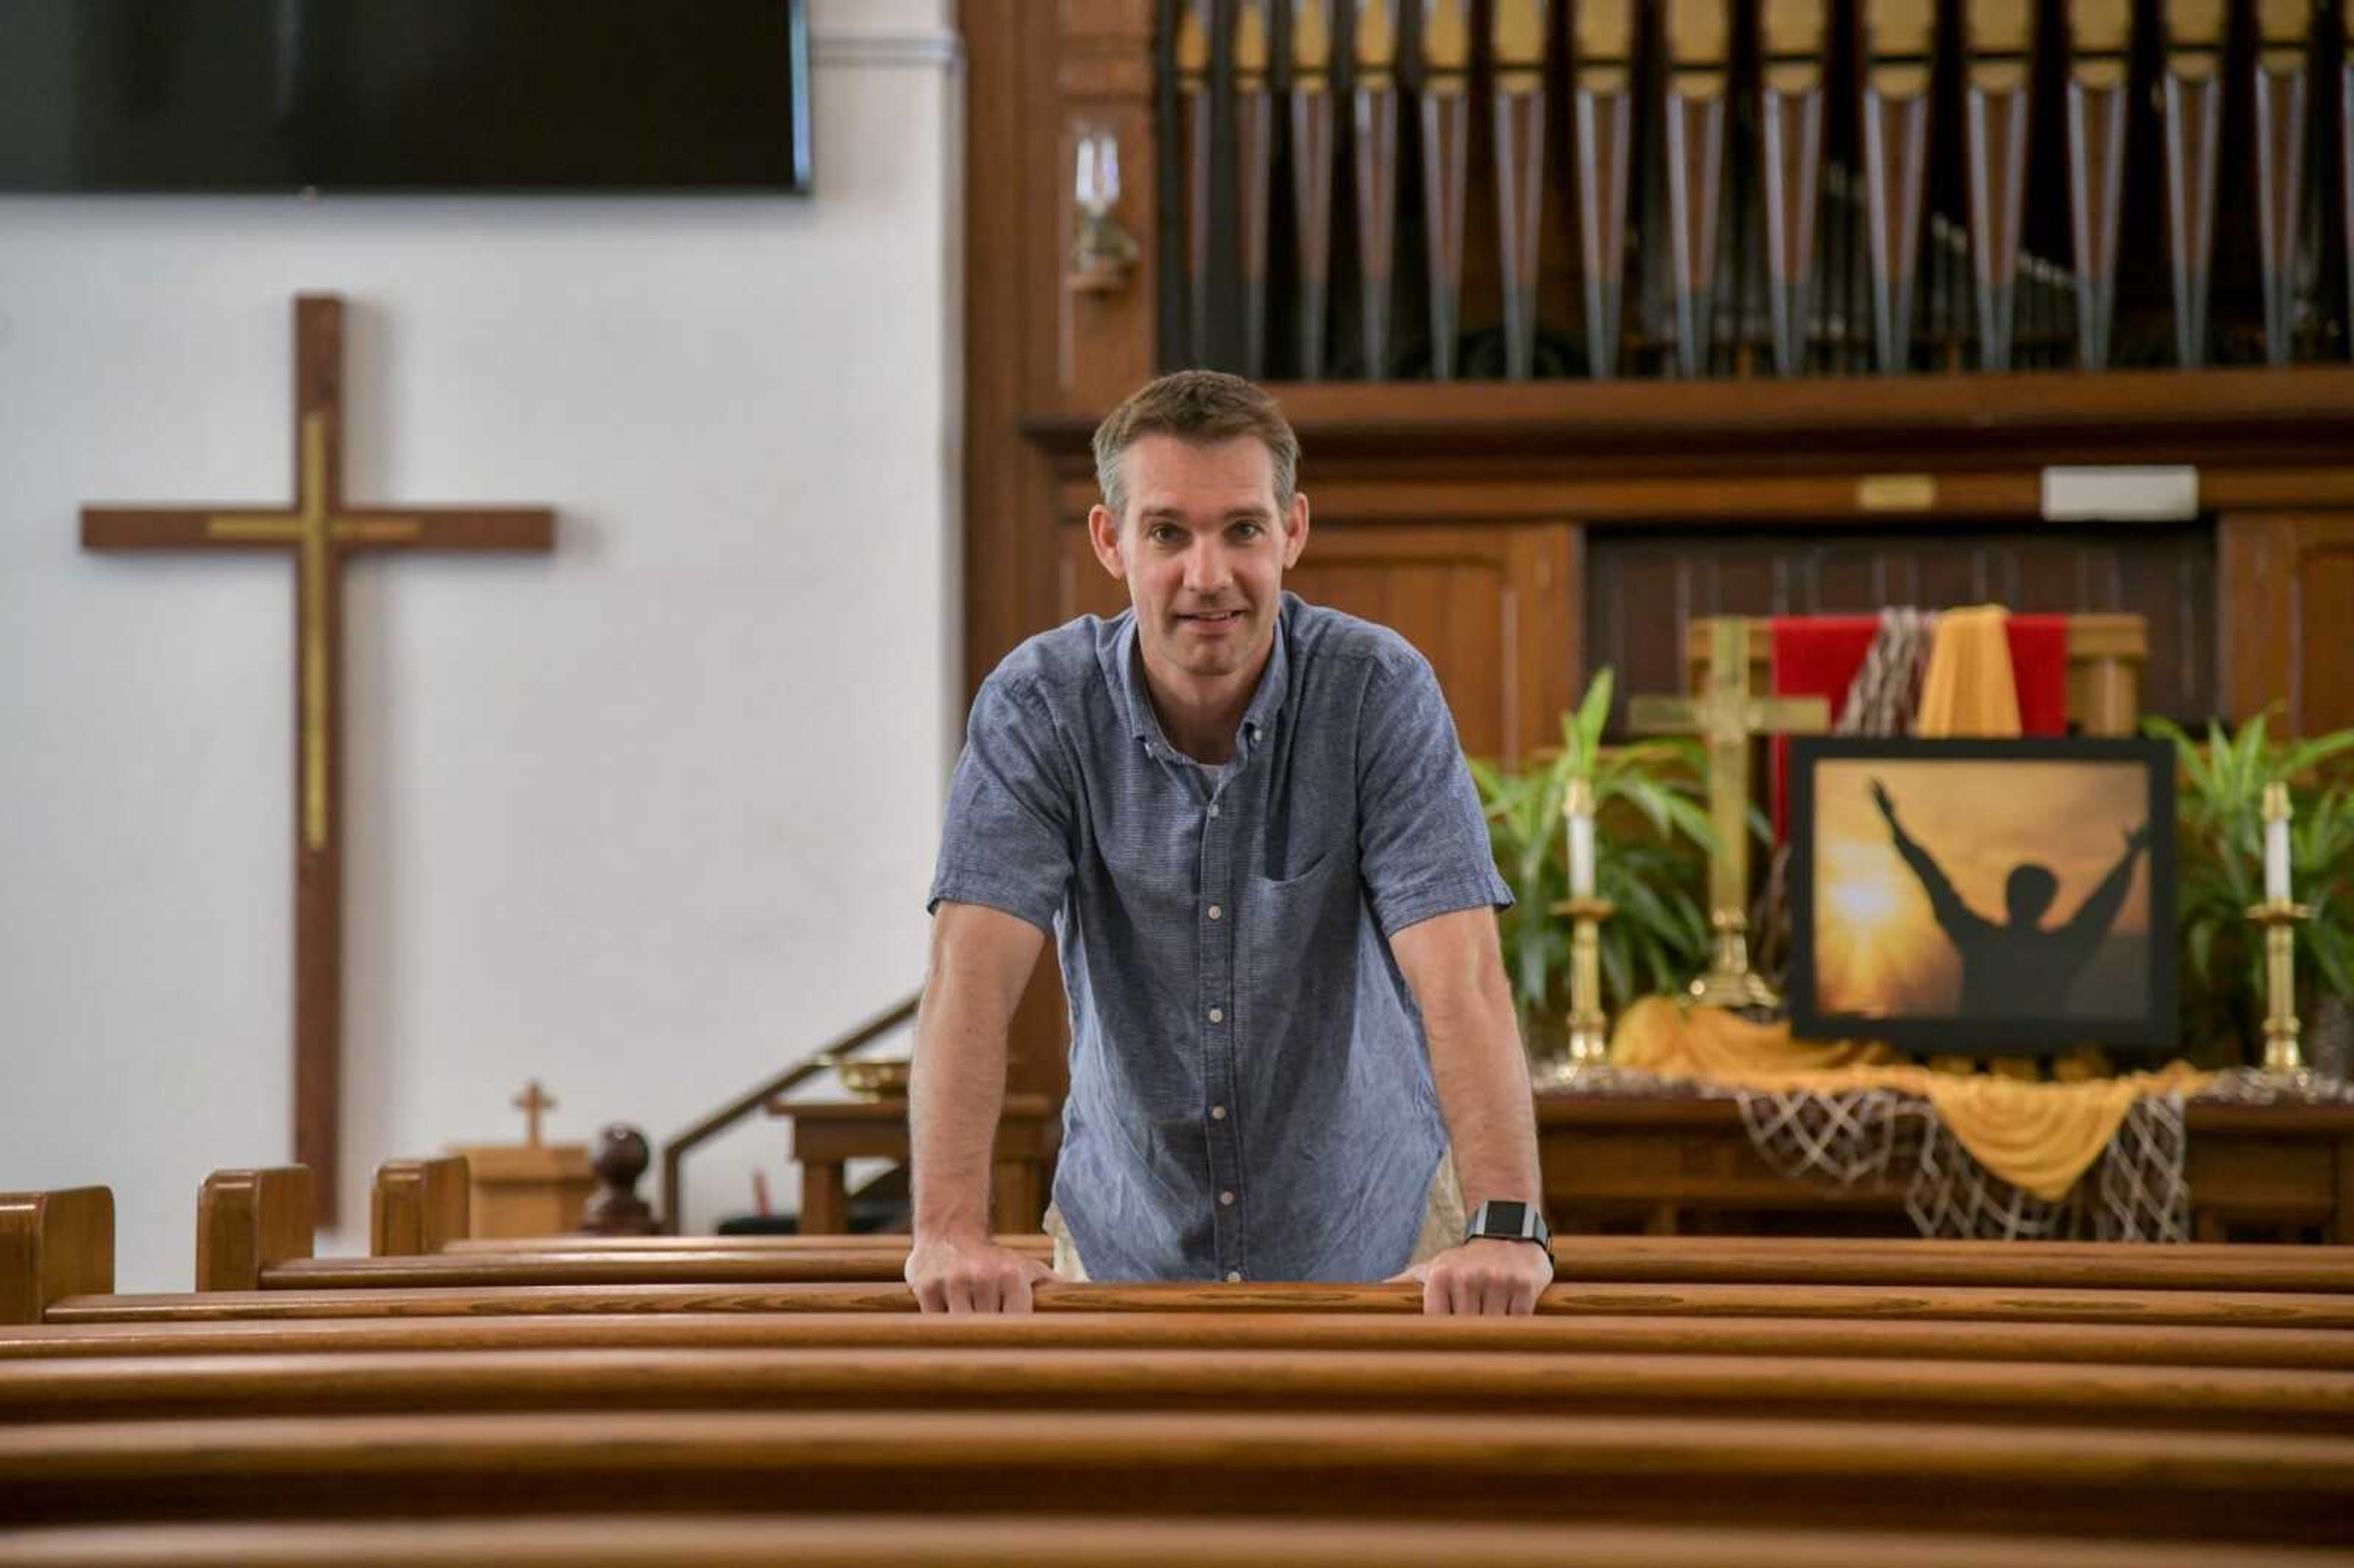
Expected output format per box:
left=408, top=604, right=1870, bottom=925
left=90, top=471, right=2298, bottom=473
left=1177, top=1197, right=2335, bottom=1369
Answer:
left=1042, top=1152, right=1466, bottom=1282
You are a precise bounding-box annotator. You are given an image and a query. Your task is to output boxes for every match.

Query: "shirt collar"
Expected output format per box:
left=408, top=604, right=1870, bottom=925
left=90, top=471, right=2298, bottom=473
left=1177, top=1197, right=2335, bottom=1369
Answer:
left=1110, top=595, right=1293, bottom=754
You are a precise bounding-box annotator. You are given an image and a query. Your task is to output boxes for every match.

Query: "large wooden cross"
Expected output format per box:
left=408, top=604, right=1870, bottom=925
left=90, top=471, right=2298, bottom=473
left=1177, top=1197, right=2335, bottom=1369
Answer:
left=1628, top=617, right=1828, bottom=1011
left=82, top=295, right=554, bottom=1223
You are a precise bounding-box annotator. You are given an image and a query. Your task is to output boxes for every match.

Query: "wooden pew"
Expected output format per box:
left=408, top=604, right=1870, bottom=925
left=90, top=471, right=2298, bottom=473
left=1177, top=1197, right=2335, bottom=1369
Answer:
left=7, top=1516, right=2348, bottom=1568
left=51, top=1277, right=2354, bottom=1330
left=0, top=1188, right=110, bottom=1325
left=6, top=1344, right=2347, bottom=1433
left=13, top=1181, right=2354, bottom=1560
left=276, top=1162, right=2354, bottom=1293
left=10, top=1309, right=2354, bottom=1370
left=5, top=1407, right=2350, bottom=1543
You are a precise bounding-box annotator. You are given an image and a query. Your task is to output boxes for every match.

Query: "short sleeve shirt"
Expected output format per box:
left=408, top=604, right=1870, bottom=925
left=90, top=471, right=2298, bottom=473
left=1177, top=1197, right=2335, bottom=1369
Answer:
left=927, top=593, right=1511, bottom=1282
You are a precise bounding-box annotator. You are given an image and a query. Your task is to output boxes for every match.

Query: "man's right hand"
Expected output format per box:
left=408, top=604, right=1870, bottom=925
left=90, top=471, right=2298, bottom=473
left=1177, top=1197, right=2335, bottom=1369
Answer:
left=905, top=1233, right=1061, bottom=1314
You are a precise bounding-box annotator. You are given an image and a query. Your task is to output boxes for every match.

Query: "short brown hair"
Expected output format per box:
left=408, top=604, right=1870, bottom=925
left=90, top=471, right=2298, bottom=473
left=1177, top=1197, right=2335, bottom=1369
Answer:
left=1092, top=370, right=1301, bottom=525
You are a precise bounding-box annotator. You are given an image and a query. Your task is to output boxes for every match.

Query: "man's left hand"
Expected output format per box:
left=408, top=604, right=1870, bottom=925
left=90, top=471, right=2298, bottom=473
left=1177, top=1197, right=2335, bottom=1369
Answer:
left=1385, top=1237, right=1553, bottom=1316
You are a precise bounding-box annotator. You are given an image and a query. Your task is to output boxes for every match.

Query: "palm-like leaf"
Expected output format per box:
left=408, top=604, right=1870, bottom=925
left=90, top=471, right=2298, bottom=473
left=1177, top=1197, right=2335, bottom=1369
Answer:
left=1473, top=669, right=1717, bottom=1027
left=2147, top=710, right=2354, bottom=1062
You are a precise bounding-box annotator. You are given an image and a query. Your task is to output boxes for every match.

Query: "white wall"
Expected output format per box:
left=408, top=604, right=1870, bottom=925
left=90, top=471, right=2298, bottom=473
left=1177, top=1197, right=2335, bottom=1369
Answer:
left=0, top=0, right=961, bottom=1288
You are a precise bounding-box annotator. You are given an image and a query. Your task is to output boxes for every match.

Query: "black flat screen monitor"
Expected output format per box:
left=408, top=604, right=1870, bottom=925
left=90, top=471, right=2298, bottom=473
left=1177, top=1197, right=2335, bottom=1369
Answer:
left=0, top=0, right=812, bottom=194
left=1786, top=736, right=2179, bottom=1055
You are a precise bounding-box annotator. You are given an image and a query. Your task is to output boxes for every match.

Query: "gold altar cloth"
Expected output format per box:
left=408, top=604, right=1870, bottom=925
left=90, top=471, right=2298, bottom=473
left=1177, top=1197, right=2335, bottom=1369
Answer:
left=1609, top=996, right=2213, bottom=1201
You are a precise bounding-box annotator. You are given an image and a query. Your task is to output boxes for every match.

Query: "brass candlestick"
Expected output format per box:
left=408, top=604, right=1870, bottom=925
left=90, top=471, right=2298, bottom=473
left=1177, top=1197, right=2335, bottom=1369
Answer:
left=1558, top=894, right=1617, bottom=1077
left=2249, top=897, right=2315, bottom=1086
left=1687, top=907, right=1781, bottom=1013
left=1538, top=774, right=1614, bottom=1086
left=2248, top=781, right=2331, bottom=1090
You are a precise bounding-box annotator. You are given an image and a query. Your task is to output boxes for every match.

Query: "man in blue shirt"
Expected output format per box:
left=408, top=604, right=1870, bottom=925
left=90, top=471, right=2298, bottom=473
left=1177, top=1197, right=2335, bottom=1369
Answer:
left=908, top=371, right=1553, bottom=1316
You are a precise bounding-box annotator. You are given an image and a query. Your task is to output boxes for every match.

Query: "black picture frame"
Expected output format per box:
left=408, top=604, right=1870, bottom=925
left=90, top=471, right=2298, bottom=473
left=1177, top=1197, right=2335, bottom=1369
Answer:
left=1786, top=736, right=2178, bottom=1055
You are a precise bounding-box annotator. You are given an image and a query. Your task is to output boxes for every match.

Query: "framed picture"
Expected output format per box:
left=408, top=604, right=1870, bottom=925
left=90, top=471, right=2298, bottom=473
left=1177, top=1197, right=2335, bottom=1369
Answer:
left=1787, top=737, right=2177, bottom=1054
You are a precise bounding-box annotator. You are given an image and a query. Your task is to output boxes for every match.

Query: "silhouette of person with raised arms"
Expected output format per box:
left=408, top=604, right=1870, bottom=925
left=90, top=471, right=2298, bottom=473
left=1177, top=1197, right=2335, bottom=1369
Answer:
left=1870, top=778, right=2150, bottom=1018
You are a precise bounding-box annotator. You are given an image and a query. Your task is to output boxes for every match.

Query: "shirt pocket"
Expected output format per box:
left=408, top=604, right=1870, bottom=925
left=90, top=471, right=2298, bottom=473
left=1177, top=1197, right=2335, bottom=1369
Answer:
left=1240, top=854, right=1360, bottom=1045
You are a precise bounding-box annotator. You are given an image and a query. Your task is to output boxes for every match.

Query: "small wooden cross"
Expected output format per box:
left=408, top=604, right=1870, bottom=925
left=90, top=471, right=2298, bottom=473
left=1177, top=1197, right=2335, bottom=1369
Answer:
left=81, top=295, right=554, bottom=1222
left=1628, top=617, right=1829, bottom=1010
left=512, top=1081, right=557, bottom=1149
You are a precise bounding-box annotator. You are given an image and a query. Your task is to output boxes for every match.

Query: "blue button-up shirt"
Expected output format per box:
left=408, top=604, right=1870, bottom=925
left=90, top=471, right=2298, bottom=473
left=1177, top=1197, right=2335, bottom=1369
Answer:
left=927, top=593, right=1511, bottom=1282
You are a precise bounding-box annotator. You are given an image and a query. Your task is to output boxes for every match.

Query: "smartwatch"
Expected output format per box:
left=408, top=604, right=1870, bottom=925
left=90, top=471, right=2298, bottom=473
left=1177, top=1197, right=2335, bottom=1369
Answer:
left=1463, top=1198, right=1551, bottom=1251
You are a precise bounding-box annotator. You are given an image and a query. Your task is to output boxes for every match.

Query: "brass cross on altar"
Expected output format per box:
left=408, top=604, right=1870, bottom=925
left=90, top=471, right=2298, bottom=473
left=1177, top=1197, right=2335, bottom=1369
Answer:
left=1628, top=617, right=1828, bottom=1010
left=81, top=295, right=554, bottom=1223
left=512, top=1081, right=557, bottom=1149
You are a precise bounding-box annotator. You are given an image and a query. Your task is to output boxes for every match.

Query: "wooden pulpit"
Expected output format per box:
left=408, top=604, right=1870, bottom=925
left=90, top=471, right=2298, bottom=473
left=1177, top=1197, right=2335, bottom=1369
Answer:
left=446, top=1082, right=597, bottom=1241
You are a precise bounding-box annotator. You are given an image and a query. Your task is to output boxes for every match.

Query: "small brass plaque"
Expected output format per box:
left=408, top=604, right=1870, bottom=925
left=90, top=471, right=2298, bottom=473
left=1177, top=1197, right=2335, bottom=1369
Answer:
left=1857, top=474, right=1937, bottom=512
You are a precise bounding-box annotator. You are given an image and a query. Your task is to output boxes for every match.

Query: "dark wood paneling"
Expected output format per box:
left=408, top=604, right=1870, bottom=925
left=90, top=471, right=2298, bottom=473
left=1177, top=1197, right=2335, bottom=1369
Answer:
left=1583, top=523, right=2219, bottom=728
left=2222, top=514, right=2354, bottom=737
left=1056, top=521, right=1578, bottom=763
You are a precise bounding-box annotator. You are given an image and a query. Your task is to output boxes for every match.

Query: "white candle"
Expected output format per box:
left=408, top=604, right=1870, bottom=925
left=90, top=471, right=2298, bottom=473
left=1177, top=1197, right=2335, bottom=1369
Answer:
left=2265, top=810, right=2292, bottom=904
left=1569, top=812, right=1596, bottom=899
left=1096, top=132, right=1122, bottom=207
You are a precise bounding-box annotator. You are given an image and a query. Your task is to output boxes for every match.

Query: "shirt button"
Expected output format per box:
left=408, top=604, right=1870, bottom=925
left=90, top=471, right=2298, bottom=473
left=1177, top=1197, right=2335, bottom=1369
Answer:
left=1208, top=803, right=1221, bottom=818
left=1211, top=1105, right=1227, bottom=1121
left=1219, top=1190, right=1235, bottom=1206
left=1226, top=1271, right=1243, bottom=1283
left=1206, top=904, right=1222, bottom=921
left=1208, top=1007, right=1224, bottom=1024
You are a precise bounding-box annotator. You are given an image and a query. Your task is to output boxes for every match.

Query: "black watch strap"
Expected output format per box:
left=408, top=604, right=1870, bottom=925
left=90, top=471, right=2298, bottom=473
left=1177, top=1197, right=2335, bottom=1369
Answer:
left=1463, top=1199, right=1551, bottom=1250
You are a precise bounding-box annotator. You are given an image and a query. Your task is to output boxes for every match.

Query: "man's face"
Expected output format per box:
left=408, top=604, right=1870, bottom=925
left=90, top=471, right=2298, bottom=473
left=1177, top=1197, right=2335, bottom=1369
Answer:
left=1087, top=433, right=1310, bottom=687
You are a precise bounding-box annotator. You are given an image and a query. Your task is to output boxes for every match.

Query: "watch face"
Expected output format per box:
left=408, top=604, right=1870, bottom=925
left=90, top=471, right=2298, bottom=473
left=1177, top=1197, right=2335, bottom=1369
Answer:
left=1485, top=1201, right=1526, bottom=1234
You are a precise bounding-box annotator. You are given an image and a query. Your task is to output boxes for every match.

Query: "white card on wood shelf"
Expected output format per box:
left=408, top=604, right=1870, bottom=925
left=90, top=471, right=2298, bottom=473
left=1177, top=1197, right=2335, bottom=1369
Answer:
left=2040, top=465, right=2200, bottom=520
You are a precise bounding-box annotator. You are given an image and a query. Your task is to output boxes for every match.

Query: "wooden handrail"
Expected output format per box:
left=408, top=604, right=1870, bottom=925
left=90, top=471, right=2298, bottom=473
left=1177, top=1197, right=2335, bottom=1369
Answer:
left=657, top=992, right=920, bottom=1234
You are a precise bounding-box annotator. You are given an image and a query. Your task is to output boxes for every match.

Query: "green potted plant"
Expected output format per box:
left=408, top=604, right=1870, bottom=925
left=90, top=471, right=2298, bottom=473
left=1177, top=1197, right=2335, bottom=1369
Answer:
left=2144, top=711, right=2354, bottom=1071
left=1469, top=670, right=1732, bottom=1054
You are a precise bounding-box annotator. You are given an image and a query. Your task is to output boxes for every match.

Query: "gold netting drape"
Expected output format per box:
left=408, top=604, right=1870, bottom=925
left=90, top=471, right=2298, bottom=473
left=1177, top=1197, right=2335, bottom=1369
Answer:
left=1609, top=997, right=2210, bottom=1202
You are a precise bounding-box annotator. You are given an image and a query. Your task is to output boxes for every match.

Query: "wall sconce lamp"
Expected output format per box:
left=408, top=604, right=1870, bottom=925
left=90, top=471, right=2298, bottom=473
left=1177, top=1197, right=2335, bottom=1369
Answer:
left=1067, top=126, right=1140, bottom=295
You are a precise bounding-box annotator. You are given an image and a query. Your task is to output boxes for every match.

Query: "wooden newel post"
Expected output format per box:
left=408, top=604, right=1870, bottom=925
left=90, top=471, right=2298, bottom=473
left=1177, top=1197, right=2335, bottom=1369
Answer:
left=581, top=1124, right=659, bottom=1236
left=79, top=295, right=555, bottom=1222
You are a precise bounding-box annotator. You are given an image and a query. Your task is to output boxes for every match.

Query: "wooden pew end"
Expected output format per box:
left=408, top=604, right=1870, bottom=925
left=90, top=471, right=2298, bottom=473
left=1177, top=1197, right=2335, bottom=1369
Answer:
left=197, top=1166, right=317, bottom=1291
left=0, top=1186, right=113, bottom=1323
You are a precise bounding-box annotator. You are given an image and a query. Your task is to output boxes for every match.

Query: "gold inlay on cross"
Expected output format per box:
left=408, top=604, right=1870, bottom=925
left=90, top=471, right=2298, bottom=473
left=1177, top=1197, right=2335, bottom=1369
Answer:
left=207, top=413, right=419, bottom=852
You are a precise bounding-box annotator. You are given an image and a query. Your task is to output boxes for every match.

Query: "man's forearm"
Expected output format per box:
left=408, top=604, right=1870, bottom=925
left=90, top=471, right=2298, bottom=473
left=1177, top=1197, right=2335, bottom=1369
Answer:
left=1422, top=981, right=1543, bottom=1212
left=907, top=971, right=1011, bottom=1242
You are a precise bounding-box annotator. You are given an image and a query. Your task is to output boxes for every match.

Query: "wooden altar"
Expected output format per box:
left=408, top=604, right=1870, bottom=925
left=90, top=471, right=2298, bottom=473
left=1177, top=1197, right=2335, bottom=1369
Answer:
left=1537, top=1094, right=2354, bottom=1243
